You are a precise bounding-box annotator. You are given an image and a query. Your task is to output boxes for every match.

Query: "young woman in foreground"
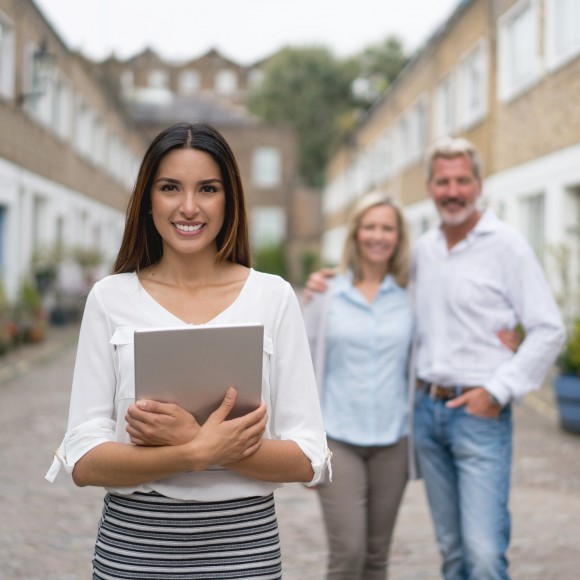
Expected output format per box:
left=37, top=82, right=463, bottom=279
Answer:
left=47, top=122, right=329, bottom=579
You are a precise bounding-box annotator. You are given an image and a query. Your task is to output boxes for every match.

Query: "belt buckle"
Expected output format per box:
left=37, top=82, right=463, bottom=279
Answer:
left=429, top=383, right=438, bottom=400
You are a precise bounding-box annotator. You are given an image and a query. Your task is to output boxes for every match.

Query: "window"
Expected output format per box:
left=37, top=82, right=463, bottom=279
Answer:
left=120, top=70, right=134, bottom=96
left=53, top=77, right=72, bottom=140
left=0, top=206, right=5, bottom=279
left=93, top=119, right=107, bottom=166
left=148, top=69, right=168, bottom=89
left=178, top=70, right=200, bottom=95
left=74, top=98, right=94, bottom=158
left=215, top=69, right=237, bottom=95
left=399, top=97, right=428, bottom=167
left=434, top=74, right=455, bottom=138
left=247, top=69, right=264, bottom=89
left=250, top=207, right=286, bottom=248
left=0, top=13, right=14, bottom=99
left=521, top=193, right=545, bottom=263
left=498, top=0, right=540, bottom=102
left=546, top=0, right=580, bottom=70
left=321, top=225, right=347, bottom=267
left=252, top=147, right=281, bottom=187
left=23, top=41, right=53, bottom=122
left=458, top=40, right=488, bottom=129
left=563, top=186, right=580, bottom=312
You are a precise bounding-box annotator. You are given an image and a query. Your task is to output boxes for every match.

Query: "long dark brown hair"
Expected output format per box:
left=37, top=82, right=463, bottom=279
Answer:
left=113, top=122, right=251, bottom=273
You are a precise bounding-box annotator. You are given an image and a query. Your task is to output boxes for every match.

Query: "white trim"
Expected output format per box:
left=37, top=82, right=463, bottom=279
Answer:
left=545, top=0, right=580, bottom=72
left=0, top=9, right=15, bottom=101
left=0, top=155, right=125, bottom=300
left=457, top=38, right=489, bottom=131
left=497, top=0, right=543, bottom=103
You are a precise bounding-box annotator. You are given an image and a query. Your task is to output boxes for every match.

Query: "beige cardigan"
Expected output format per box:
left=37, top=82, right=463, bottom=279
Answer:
left=301, top=281, right=419, bottom=480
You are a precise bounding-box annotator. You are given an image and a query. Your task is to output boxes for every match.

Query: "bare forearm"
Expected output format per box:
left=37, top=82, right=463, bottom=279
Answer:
left=72, top=440, right=206, bottom=488
left=224, top=439, right=314, bottom=483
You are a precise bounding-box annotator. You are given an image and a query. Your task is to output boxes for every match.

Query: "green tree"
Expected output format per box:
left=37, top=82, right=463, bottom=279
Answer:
left=248, top=47, right=358, bottom=187
left=353, top=35, right=409, bottom=104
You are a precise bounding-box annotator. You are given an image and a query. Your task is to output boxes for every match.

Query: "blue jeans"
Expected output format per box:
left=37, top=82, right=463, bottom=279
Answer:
left=414, top=388, right=512, bottom=580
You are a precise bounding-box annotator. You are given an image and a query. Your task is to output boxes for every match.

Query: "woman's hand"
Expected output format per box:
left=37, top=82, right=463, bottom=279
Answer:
left=497, top=327, right=523, bottom=353
left=126, top=400, right=199, bottom=446
left=187, top=386, right=268, bottom=470
left=303, top=268, right=335, bottom=302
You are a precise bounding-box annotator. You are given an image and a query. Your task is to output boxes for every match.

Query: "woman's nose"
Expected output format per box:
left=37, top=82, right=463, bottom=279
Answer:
left=180, top=192, right=198, bottom=216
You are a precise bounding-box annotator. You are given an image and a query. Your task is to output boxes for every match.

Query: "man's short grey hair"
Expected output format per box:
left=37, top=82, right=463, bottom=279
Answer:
left=427, top=137, right=482, bottom=181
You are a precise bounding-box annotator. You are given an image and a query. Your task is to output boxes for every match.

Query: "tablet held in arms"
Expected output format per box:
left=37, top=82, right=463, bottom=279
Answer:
left=134, top=323, right=263, bottom=424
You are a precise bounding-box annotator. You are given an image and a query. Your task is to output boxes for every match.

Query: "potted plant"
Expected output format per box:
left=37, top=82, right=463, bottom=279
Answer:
left=553, top=320, right=580, bottom=434
left=0, top=277, right=12, bottom=356
left=13, top=277, right=46, bottom=344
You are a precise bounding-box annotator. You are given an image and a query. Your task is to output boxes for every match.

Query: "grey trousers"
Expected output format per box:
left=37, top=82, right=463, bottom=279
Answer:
left=317, top=436, right=408, bottom=580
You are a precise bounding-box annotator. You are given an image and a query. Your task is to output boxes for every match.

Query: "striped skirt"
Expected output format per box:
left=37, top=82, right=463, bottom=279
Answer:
left=93, top=492, right=282, bottom=579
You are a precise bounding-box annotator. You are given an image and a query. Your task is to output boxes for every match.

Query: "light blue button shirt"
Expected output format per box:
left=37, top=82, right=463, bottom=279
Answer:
left=322, top=273, right=413, bottom=446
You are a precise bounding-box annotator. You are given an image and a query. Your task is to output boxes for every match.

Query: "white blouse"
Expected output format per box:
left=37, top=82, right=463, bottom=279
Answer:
left=46, top=269, right=330, bottom=501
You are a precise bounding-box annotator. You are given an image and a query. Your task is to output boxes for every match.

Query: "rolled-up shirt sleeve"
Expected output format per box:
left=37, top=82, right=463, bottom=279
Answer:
left=485, top=245, right=566, bottom=405
left=46, top=286, right=117, bottom=482
left=269, top=285, right=331, bottom=486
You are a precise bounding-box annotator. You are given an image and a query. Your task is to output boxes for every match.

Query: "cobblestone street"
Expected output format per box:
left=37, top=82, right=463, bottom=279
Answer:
left=1, top=327, right=579, bottom=578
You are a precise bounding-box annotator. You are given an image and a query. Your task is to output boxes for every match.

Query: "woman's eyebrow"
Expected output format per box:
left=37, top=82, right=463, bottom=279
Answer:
left=154, top=176, right=181, bottom=184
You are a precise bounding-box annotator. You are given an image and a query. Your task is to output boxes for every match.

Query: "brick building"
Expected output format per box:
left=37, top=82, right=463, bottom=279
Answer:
left=0, top=0, right=320, bottom=308
left=101, top=46, right=321, bottom=284
left=322, top=0, right=580, bottom=316
left=0, top=0, right=144, bottom=303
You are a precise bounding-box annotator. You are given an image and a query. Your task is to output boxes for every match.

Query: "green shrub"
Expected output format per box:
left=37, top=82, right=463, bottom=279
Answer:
left=253, top=244, right=288, bottom=279
left=559, top=320, right=580, bottom=377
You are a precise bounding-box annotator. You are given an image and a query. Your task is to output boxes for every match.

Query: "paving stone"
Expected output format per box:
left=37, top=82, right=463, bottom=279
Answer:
left=1, top=334, right=579, bottom=578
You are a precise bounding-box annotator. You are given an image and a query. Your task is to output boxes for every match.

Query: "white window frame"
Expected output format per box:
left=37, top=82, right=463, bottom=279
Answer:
left=148, top=69, right=168, bottom=89
left=546, top=0, right=580, bottom=71
left=457, top=39, right=489, bottom=130
left=433, top=73, right=456, bottom=139
left=252, top=147, right=282, bottom=188
left=250, top=206, right=287, bottom=248
left=178, top=70, right=200, bottom=95
left=215, top=69, right=237, bottom=95
left=52, top=73, right=72, bottom=141
left=497, top=0, right=542, bottom=103
left=120, top=70, right=134, bottom=97
left=397, top=95, right=428, bottom=169
left=0, top=10, right=15, bottom=100
left=520, top=191, right=545, bottom=263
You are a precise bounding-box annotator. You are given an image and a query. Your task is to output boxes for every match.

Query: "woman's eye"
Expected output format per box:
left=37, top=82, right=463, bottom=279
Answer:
left=200, top=185, right=218, bottom=193
left=160, top=184, right=177, bottom=192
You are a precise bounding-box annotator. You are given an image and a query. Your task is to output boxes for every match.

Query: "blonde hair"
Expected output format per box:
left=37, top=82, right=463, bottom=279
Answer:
left=339, top=192, right=410, bottom=288
left=427, top=136, right=482, bottom=181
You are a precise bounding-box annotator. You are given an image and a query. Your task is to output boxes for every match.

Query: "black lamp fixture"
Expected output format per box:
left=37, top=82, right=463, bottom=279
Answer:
left=18, top=40, right=56, bottom=105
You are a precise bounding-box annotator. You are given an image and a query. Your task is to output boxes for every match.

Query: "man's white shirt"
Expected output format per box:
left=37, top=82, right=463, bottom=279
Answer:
left=412, top=209, right=565, bottom=406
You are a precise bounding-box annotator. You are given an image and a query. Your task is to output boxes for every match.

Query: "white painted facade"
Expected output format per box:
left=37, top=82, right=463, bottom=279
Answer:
left=0, top=156, right=125, bottom=301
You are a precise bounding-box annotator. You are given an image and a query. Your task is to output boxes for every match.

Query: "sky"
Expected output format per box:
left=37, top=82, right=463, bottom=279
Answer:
left=34, top=0, right=461, bottom=65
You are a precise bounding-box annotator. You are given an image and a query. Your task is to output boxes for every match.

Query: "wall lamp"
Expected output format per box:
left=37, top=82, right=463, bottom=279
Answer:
left=18, top=40, right=57, bottom=106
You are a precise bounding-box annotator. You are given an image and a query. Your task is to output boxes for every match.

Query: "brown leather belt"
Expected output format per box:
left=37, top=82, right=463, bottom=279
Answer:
left=416, top=379, right=475, bottom=401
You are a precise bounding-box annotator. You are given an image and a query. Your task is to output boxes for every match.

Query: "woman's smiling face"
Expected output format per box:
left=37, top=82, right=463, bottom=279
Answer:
left=356, top=204, right=399, bottom=269
left=150, top=148, right=226, bottom=259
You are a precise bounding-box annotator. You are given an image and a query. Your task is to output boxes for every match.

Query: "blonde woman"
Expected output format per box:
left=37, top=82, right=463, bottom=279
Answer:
left=303, top=192, right=413, bottom=580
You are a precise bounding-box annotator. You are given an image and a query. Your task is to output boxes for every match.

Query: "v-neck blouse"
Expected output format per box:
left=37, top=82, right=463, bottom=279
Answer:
left=135, top=268, right=252, bottom=327
left=46, top=269, right=329, bottom=500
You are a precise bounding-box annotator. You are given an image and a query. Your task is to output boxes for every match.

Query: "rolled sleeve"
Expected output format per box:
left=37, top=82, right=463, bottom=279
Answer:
left=45, top=284, right=119, bottom=482
left=485, top=246, right=565, bottom=404
left=45, top=418, right=116, bottom=482
left=269, top=284, right=332, bottom=485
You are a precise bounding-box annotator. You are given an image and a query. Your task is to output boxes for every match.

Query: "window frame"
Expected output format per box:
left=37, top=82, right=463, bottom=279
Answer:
left=497, top=0, right=542, bottom=103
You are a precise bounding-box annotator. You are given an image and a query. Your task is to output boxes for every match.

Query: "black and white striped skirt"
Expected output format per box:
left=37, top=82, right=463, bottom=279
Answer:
left=93, top=492, right=282, bottom=579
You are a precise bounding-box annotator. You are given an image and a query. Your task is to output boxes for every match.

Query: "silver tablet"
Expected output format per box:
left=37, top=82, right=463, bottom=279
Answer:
left=134, top=323, right=263, bottom=424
